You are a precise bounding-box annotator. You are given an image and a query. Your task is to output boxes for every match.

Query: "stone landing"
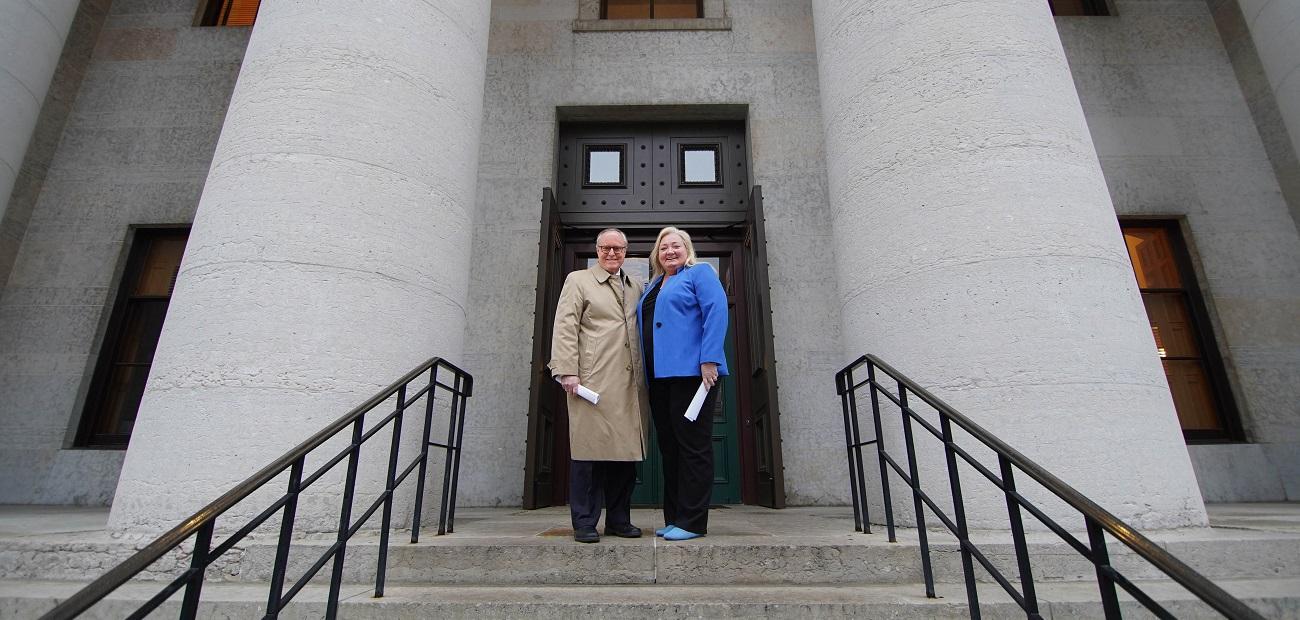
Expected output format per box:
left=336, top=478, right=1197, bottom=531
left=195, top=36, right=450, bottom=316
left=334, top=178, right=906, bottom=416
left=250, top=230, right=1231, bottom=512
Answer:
left=2, top=504, right=1298, bottom=618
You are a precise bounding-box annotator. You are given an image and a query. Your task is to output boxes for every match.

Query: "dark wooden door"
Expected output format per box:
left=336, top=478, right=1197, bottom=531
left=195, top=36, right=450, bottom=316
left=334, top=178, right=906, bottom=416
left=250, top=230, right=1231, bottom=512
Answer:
left=522, top=189, right=565, bottom=508
left=742, top=186, right=786, bottom=508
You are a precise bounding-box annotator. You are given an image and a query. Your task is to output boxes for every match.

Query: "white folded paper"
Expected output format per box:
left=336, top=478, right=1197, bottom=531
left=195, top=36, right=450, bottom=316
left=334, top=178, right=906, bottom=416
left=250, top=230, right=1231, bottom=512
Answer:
left=683, top=381, right=710, bottom=421
left=575, top=385, right=600, bottom=405
left=555, top=377, right=600, bottom=405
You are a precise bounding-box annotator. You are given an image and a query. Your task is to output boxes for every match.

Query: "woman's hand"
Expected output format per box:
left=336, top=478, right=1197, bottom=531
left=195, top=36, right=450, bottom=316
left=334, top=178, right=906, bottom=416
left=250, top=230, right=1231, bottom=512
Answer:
left=700, top=363, right=719, bottom=389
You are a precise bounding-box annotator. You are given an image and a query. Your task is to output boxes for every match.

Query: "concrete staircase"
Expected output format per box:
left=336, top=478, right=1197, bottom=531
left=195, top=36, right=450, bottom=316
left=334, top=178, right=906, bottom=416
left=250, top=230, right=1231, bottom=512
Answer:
left=2, top=504, right=1299, bottom=618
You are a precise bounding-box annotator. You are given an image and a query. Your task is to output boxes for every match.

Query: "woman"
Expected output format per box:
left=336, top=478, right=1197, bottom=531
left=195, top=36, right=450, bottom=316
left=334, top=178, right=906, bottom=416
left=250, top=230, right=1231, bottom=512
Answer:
left=636, top=226, right=729, bottom=541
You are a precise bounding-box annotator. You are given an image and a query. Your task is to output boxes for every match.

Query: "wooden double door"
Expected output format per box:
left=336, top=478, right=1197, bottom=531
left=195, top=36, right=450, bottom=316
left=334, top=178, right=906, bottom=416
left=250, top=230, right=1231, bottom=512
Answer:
left=522, top=119, right=785, bottom=510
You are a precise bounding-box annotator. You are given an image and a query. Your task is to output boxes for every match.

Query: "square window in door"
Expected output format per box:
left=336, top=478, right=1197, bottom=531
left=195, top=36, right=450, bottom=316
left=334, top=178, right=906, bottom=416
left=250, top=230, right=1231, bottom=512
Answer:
left=680, top=144, right=722, bottom=186
left=583, top=145, right=626, bottom=187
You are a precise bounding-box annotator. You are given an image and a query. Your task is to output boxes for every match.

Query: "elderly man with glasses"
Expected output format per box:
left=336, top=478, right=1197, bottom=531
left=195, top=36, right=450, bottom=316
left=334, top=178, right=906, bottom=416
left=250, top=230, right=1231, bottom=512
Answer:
left=549, top=228, right=650, bottom=543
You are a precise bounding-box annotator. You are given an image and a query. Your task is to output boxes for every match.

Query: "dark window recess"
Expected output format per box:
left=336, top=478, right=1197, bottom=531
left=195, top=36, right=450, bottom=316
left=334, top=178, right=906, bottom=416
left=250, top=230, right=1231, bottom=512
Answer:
left=77, top=228, right=189, bottom=448
left=583, top=145, right=626, bottom=187
left=1121, top=221, right=1240, bottom=442
left=200, top=0, right=261, bottom=26
left=603, top=0, right=702, bottom=19
left=1048, top=0, right=1109, bottom=16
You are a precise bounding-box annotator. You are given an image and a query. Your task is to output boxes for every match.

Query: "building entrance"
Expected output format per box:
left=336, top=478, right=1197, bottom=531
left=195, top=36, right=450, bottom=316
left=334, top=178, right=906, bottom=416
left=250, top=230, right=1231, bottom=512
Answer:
left=522, top=120, right=786, bottom=509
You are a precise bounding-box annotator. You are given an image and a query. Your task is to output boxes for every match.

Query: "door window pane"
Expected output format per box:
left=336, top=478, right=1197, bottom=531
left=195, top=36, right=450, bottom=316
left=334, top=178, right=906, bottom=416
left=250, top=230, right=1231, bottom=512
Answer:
left=653, top=0, right=701, bottom=18
left=606, top=0, right=651, bottom=19
left=603, top=0, right=701, bottom=19
left=205, top=0, right=261, bottom=26
left=1121, top=222, right=1236, bottom=440
left=682, top=146, right=720, bottom=184
left=79, top=229, right=189, bottom=447
left=1125, top=228, right=1182, bottom=288
left=1163, top=361, right=1222, bottom=431
left=1142, top=292, right=1199, bottom=359
left=584, top=146, right=625, bottom=186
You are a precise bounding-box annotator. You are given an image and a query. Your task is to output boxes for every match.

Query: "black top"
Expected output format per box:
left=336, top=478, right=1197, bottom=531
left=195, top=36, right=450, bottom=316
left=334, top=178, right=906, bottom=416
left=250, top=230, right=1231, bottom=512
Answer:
left=641, top=279, right=661, bottom=379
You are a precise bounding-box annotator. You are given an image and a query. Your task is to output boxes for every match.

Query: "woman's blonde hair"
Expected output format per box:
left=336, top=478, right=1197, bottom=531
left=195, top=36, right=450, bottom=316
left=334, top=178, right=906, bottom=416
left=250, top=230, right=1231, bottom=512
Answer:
left=650, top=226, right=699, bottom=280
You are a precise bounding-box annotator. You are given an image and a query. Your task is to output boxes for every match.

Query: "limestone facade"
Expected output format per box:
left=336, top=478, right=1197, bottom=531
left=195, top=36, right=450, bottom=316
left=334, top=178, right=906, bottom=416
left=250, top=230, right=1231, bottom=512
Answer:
left=0, top=0, right=1296, bottom=531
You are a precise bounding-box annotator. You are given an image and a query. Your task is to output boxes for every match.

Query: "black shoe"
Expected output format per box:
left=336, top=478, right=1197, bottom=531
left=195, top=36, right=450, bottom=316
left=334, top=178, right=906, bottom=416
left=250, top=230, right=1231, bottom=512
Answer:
left=604, top=523, right=642, bottom=538
left=574, top=527, right=600, bottom=543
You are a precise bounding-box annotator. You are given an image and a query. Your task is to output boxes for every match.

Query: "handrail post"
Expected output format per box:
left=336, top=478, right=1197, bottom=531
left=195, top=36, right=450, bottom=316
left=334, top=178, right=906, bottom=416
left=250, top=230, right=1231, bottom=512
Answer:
left=847, top=368, right=871, bottom=534
left=411, top=365, right=439, bottom=543
left=265, top=458, right=304, bottom=618
left=178, top=521, right=214, bottom=620
left=444, top=371, right=470, bottom=533
left=839, top=368, right=865, bottom=532
left=437, top=370, right=460, bottom=535
left=1087, top=516, right=1123, bottom=619
left=326, top=415, right=365, bottom=620
left=898, top=382, right=936, bottom=598
left=867, top=361, right=896, bottom=542
left=375, top=385, right=408, bottom=598
left=940, top=415, right=980, bottom=616
left=998, top=455, right=1040, bottom=618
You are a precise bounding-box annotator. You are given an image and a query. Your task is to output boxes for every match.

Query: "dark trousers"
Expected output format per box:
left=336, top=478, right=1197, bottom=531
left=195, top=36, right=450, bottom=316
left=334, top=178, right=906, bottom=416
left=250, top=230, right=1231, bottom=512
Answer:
left=569, top=460, right=637, bottom=530
left=649, top=377, right=719, bottom=535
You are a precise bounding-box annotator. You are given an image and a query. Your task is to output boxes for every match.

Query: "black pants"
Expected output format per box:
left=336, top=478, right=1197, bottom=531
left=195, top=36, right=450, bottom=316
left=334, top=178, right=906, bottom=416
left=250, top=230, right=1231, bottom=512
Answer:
left=649, top=377, right=719, bottom=535
left=569, top=460, right=636, bottom=530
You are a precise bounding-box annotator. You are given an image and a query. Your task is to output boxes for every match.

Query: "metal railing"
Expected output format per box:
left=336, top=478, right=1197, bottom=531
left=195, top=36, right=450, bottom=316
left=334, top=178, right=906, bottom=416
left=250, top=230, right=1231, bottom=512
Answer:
left=42, top=357, right=472, bottom=620
left=836, top=354, right=1263, bottom=620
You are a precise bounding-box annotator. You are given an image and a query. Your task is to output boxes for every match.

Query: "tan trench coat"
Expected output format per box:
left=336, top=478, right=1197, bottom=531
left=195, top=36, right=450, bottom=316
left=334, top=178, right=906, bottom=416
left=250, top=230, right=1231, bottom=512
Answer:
left=548, top=264, right=649, bottom=461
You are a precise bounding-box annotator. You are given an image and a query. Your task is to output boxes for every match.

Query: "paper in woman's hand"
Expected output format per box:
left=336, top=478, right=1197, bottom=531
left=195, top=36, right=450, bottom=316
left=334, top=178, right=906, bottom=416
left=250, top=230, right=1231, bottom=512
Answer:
left=683, top=381, right=710, bottom=421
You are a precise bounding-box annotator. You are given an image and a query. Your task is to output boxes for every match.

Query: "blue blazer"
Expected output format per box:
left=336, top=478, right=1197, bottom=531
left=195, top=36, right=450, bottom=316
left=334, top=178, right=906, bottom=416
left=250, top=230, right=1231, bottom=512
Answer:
left=637, top=262, right=730, bottom=379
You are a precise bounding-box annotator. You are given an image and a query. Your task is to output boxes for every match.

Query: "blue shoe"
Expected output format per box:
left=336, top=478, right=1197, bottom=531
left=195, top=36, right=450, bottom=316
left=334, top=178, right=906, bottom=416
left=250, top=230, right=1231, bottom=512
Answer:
left=663, top=527, right=703, bottom=541
left=655, top=525, right=675, bottom=537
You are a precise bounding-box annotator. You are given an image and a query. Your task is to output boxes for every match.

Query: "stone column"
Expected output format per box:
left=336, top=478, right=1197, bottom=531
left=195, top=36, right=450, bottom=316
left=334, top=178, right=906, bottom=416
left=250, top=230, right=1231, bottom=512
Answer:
left=0, top=0, right=79, bottom=266
left=109, top=0, right=491, bottom=532
left=1235, top=0, right=1300, bottom=226
left=812, top=0, right=1206, bottom=529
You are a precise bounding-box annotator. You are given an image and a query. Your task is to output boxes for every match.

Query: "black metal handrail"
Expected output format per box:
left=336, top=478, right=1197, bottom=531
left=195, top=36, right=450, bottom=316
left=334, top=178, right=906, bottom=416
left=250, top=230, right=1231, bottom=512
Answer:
left=41, top=357, right=473, bottom=620
left=836, top=354, right=1263, bottom=620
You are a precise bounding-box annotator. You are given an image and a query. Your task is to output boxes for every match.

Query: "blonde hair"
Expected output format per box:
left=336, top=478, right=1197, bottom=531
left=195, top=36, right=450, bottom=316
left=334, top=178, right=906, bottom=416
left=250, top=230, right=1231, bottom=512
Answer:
left=649, top=226, right=699, bottom=280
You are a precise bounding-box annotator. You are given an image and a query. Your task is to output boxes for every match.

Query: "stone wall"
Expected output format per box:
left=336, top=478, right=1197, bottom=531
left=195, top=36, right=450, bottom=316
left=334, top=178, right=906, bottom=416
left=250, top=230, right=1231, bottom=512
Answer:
left=1058, top=0, right=1300, bottom=500
left=0, top=0, right=247, bottom=504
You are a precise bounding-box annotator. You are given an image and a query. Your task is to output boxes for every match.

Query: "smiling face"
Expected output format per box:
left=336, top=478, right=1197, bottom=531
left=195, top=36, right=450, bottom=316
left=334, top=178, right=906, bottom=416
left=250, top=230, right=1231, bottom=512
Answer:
left=595, top=230, right=627, bottom=274
left=658, top=232, right=687, bottom=275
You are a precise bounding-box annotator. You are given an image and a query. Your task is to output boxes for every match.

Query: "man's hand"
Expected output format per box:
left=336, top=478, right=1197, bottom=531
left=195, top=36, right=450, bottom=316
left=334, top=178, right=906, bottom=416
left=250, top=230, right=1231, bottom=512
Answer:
left=700, top=363, right=719, bottom=389
left=559, top=375, right=580, bottom=395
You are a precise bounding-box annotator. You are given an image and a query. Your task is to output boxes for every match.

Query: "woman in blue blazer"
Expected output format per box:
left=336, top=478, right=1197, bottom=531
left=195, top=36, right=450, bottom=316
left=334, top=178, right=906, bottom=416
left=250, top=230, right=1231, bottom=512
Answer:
left=636, top=226, right=729, bottom=541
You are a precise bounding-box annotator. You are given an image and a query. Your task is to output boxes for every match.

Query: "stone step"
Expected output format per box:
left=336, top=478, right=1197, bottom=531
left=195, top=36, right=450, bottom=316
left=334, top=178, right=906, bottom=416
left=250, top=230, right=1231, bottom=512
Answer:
left=4, top=507, right=1300, bottom=587
left=3, top=577, right=1297, bottom=619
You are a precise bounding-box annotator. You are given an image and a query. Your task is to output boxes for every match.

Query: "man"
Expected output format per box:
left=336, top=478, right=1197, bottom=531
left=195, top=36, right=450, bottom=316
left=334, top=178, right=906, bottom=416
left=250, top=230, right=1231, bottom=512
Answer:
left=549, top=228, right=649, bottom=543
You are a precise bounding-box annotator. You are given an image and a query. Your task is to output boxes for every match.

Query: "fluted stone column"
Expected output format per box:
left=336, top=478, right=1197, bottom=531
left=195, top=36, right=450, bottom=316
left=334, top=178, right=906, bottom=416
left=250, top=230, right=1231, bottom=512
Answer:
left=109, top=1, right=491, bottom=532
left=813, top=0, right=1207, bottom=529
left=0, top=0, right=79, bottom=258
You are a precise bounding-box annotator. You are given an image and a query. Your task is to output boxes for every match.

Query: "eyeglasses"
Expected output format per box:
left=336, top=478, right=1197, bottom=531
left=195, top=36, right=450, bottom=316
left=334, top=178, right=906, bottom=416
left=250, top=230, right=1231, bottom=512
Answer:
left=597, top=245, right=627, bottom=255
